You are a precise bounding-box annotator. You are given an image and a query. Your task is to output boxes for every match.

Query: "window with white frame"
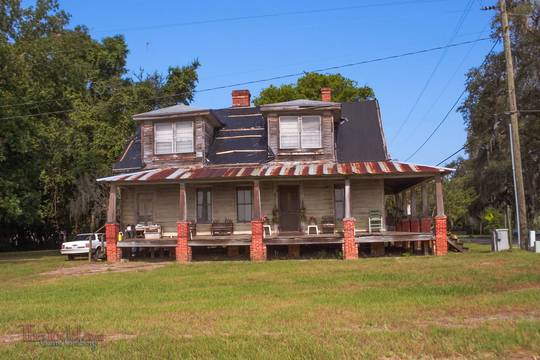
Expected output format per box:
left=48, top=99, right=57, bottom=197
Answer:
left=279, top=115, right=321, bottom=149
left=154, top=121, right=194, bottom=154
left=236, top=187, right=252, bottom=223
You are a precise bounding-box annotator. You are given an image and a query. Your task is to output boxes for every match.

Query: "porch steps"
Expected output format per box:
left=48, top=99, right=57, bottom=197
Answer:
left=447, top=238, right=467, bottom=252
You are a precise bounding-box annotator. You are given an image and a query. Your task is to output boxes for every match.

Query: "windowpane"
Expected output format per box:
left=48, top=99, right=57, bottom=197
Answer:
left=236, top=188, right=252, bottom=222
left=279, top=116, right=299, bottom=149
left=196, top=189, right=212, bottom=223
left=334, top=186, right=345, bottom=220
left=175, top=121, right=193, bottom=153
left=301, top=116, right=321, bottom=148
left=155, top=123, right=173, bottom=154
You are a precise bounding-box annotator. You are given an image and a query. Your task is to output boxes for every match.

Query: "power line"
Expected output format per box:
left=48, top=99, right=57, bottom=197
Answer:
left=91, top=0, right=449, bottom=33
left=436, top=145, right=465, bottom=166
left=402, top=21, right=491, bottom=140
left=390, top=0, right=475, bottom=143
left=0, top=37, right=491, bottom=121
left=404, top=38, right=500, bottom=161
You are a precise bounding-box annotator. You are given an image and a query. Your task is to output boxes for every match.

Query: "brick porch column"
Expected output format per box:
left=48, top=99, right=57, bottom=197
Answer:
left=434, top=216, right=448, bottom=256
left=342, top=218, right=358, bottom=260
left=250, top=219, right=266, bottom=261
left=105, top=223, right=120, bottom=263
left=176, top=221, right=191, bottom=262
left=410, top=218, right=420, bottom=232
left=288, top=245, right=300, bottom=258
left=420, top=217, right=432, bottom=233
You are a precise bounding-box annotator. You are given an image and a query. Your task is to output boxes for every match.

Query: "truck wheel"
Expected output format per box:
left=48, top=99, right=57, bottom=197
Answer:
left=67, top=254, right=74, bottom=260
left=93, top=247, right=103, bottom=260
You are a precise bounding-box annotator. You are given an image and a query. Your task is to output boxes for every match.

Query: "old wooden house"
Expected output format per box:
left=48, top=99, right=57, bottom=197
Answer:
left=98, top=88, right=451, bottom=262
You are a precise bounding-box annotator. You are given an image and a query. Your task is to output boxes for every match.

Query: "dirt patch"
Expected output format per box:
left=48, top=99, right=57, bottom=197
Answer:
left=40, top=261, right=168, bottom=278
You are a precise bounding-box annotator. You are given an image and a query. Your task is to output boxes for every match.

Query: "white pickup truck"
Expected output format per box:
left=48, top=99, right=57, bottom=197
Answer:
left=60, top=233, right=105, bottom=260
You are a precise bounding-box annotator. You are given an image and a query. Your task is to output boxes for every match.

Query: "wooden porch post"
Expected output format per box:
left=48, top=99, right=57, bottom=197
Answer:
left=434, top=174, right=448, bottom=256
left=253, top=180, right=262, bottom=220
left=179, top=182, right=187, bottom=222
left=105, top=184, right=120, bottom=263
left=410, top=188, right=420, bottom=233
left=421, top=183, right=429, bottom=217
left=176, top=182, right=191, bottom=262
left=420, top=183, right=432, bottom=233
left=106, top=184, right=117, bottom=223
left=342, top=178, right=358, bottom=260
left=410, top=188, right=417, bottom=218
left=344, top=178, right=351, bottom=219
left=435, top=175, right=445, bottom=216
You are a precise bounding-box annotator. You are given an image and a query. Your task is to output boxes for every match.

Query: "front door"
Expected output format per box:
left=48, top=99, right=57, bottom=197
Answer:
left=137, top=193, right=154, bottom=224
left=279, top=186, right=300, bottom=232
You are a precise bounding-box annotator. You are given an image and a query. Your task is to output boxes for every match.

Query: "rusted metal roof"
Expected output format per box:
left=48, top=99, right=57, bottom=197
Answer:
left=97, top=161, right=452, bottom=183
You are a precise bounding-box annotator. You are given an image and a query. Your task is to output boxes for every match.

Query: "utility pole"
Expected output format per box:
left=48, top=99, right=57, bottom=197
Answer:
left=499, top=0, right=528, bottom=248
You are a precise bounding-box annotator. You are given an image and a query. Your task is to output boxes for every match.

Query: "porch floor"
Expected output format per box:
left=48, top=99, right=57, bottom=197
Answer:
left=118, top=231, right=433, bottom=248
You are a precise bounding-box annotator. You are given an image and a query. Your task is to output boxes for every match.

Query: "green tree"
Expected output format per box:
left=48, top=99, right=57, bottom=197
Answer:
left=444, top=159, right=476, bottom=230
left=457, top=0, right=539, bottom=227
left=254, top=72, right=374, bottom=105
left=0, top=0, right=201, bottom=248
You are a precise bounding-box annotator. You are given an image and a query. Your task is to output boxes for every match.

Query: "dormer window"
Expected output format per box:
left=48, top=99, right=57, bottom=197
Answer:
left=154, top=121, right=194, bottom=154
left=279, top=115, right=321, bottom=149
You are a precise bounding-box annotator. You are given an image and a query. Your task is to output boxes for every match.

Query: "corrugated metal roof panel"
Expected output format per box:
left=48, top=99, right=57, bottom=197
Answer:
left=97, top=161, right=453, bottom=183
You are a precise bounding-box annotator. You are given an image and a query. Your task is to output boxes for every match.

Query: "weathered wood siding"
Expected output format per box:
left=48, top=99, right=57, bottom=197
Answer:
left=140, top=116, right=215, bottom=168
left=350, top=179, right=385, bottom=230
left=302, top=181, right=335, bottom=224
left=266, top=111, right=335, bottom=162
left=119, top=179, right=383, bottom=235
left=120, top=185, right=179, bottom=234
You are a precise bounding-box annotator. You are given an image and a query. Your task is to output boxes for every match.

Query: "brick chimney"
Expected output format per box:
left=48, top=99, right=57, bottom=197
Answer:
left=232, top=90, right=251, bottom=107
left=320, top=87, right=332, bottom=102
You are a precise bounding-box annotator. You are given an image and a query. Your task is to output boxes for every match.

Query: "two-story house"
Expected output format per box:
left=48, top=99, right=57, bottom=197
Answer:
left=98, top=88, right=451, bottom=262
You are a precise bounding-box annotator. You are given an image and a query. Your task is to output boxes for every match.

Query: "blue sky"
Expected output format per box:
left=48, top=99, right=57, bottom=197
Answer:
left=58, top=0, right=496, bottom=165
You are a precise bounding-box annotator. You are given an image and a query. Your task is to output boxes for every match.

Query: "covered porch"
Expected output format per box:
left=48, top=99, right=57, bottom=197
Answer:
left=99, top=161, right=450, bottom=262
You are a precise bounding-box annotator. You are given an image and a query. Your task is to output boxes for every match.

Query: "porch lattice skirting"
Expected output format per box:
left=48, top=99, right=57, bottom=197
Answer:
left=176, top=221, right=192, bottom=262
left=106, top=223, right=120, bottom=263
left=342, top=218, right=358, bottom=260
left=250, top=219, right=266, bottom=261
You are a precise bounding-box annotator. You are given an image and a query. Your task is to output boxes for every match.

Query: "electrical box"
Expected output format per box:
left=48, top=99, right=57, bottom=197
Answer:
left=491, top=229, right=510, bottom=252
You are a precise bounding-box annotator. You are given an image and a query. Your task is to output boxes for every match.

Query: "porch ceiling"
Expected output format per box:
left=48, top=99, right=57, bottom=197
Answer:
left=97, top=161, right=453, bottom=184
left=384, top=177, right=431, bottom=194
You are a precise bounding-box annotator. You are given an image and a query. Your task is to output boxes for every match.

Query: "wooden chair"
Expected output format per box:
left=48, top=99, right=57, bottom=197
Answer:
left=189, top=222, right=197, bottom=237
left=368, top=210, right=384, bottom=233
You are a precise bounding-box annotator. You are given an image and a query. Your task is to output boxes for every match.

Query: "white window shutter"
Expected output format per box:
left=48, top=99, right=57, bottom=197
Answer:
left=155, top=123, right=173, bottom=154
left=175, top=121, right=194, bottom=153
left=301, top=116, right=321, bottom=148
left=279, top=116, right=299, bottom=149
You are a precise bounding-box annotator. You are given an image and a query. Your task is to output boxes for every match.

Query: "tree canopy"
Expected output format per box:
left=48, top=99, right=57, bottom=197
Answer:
left=0, top=0, right=201, bottom=248
left=254, top=72, right=374, bottom=105
left=452, top=0, right=539, bottom=231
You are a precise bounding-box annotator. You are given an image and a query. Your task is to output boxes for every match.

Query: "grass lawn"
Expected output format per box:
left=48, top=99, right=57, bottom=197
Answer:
left=0, top=244, right=539, bottom=359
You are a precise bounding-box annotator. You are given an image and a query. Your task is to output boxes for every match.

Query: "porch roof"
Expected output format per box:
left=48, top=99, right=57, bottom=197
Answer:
left=97, top=161, right=453, bottom=184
